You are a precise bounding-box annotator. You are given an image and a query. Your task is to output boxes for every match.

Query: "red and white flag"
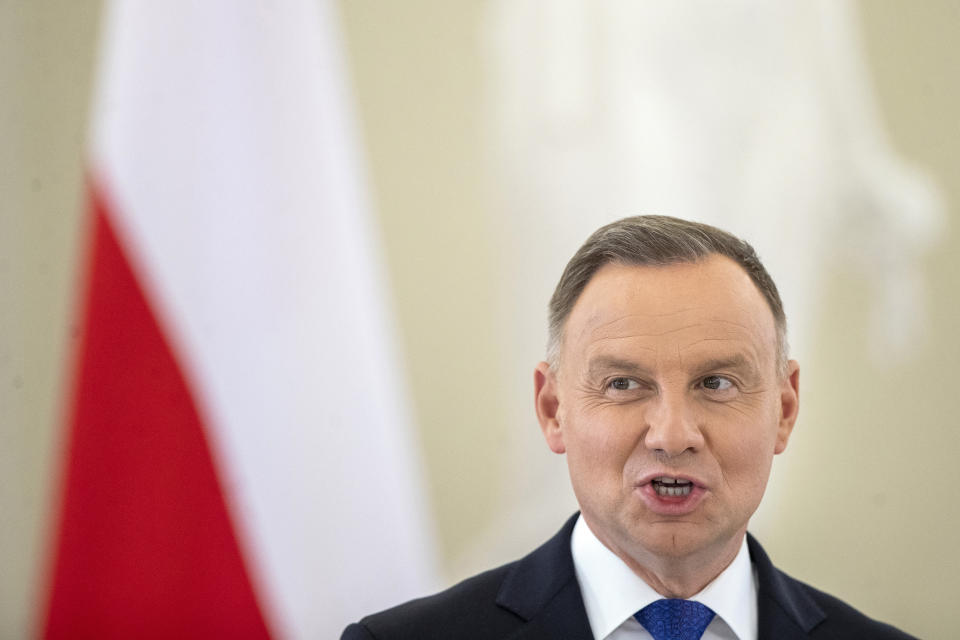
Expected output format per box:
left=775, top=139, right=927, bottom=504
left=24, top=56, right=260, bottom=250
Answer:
left=41, top=1, right=437, bottom=637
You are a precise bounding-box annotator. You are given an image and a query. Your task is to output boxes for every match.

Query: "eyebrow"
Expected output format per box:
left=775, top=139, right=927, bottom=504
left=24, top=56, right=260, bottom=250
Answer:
left=692, top=354, right=760, bottom=378
left=585, top=356, right=652, bottom=378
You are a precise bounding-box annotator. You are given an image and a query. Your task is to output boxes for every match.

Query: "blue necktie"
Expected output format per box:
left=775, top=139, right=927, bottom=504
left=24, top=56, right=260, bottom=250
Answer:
left=634, top=599, right=716, bottom=640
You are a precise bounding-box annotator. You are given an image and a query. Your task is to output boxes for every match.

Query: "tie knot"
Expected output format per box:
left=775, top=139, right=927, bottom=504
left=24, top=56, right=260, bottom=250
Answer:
left=634, top=599, right=716, bottom=640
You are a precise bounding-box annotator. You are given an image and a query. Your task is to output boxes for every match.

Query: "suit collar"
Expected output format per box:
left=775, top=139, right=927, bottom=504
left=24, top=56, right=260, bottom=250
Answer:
left=493, top=516, right=828, bottom=639
left=495, top=513, right=594, bottom=639
left=747, top=533, right=826, bottom=639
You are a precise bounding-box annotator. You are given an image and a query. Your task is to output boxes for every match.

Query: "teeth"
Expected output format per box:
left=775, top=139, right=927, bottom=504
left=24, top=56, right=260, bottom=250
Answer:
left=653, top=476, right=691, bottom=485
left=651, top=477, right=694, bottom=497
left=654, top=484, right=693, bottom=497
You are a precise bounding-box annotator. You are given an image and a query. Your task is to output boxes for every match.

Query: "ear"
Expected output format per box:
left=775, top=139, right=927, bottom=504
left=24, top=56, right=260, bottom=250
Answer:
left=534, top=361, right=565, bottom=454
left=774, top=360, right=800, bottom=454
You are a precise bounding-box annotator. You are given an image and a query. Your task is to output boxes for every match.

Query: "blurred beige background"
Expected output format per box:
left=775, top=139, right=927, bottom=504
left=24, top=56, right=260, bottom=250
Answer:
left=3, top=1, right=958, bottom=638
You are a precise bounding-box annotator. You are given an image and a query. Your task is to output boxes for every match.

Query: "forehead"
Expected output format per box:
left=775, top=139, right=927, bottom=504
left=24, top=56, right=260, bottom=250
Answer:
left=563, top=256, right=778, bottom=370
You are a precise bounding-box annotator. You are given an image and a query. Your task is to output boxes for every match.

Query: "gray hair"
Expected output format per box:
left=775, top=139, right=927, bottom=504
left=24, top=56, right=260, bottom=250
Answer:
left=546, top=215, right=789, bottom=376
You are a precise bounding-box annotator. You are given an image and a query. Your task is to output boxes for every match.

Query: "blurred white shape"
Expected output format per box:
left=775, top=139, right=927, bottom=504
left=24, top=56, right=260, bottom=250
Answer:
left=464, top=0, right=943, bottom=573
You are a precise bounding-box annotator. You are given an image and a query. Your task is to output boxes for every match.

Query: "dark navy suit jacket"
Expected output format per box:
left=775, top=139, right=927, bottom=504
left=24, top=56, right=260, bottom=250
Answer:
left=342, top=514, right=916, bottom=639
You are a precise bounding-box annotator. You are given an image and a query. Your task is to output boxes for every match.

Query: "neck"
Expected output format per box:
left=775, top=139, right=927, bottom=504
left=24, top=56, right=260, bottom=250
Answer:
left=589, top=521, right=745, bottom=598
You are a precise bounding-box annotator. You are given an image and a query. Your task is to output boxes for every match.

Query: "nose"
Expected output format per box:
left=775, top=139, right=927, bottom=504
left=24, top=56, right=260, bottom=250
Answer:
left=642, top=391, right=704, bottom=457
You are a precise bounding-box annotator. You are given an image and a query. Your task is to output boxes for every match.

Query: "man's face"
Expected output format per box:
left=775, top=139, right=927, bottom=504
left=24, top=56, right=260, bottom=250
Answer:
left=535, top=256, right=799, bottom=569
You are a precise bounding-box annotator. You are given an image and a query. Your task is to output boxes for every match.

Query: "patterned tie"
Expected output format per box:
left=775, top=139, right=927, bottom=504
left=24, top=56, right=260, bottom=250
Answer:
left=634, top=599, right=716, bottom=640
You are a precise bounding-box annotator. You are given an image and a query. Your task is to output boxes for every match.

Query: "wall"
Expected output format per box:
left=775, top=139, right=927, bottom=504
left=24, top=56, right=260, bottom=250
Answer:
left=1, top=2, right=955, bottom=637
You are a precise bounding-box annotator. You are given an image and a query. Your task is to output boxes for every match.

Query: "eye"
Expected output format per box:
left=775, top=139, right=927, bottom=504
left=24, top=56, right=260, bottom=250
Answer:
left=701, top=375, right=734, bottom=391
left=608, top=377, right=639, bottom=391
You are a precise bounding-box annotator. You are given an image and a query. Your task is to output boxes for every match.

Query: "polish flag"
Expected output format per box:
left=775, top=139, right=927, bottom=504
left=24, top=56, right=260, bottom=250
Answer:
left=40, top=1, right=437, bottom=638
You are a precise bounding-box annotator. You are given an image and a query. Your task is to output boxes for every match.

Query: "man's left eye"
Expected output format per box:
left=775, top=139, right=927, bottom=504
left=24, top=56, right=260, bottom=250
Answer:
left=702, top=375, right=733, bottom=391
left=609, top=377, right=639, bottom=391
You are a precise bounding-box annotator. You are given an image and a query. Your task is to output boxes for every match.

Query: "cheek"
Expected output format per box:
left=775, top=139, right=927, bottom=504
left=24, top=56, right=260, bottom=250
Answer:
left=714, top=398, right=782, bottom=455
left=713, top=429, right=777, bottom=488
left=565, top=409, right=638, bottom=473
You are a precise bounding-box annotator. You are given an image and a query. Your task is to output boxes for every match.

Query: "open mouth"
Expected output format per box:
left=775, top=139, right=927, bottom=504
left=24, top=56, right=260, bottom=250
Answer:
left=651, top=476, right=693, bottom=497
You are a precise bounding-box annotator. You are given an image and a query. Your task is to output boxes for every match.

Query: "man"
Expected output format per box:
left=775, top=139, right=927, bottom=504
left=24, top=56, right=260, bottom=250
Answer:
left=342, top=216, right=915, bottom=639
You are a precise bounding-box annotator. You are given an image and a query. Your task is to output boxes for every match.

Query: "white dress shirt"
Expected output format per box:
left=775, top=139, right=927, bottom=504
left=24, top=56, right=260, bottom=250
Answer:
left=570, top=515, right=758, bottom=640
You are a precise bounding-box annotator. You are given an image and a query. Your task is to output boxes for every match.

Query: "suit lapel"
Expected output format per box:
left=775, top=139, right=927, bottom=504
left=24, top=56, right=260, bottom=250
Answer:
left=503, top=579, right=594, bottom=640
left=495, top=514, right=594, bottom=640
left=748, top=534, right=826, bottom=639
left=495, top=520, right=831, bottom=639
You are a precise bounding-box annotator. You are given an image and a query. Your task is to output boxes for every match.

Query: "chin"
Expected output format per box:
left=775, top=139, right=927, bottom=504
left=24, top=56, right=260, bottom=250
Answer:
left=646, top=538, right=704, bottom=558
left=630, top=523, right=713, bottom=559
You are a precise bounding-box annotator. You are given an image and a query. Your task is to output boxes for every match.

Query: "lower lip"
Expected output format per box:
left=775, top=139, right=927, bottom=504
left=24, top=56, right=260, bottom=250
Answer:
left=636, top=483, right=707, bottom=516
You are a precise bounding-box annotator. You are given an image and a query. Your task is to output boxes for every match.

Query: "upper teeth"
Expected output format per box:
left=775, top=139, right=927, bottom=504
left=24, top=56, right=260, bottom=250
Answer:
left=654, top=477, right=691, bottom=485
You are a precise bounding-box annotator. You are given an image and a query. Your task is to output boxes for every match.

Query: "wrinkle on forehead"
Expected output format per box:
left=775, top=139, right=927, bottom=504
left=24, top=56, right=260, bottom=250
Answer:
left=583, top=313, right=762, bottom=347
left=576, top=311, right=771, bottom=377
left=560, top=258, right=780, bottom=374
left=584, top=334, right=764, bottom=374
left=576, top=308, right=698, bottom=338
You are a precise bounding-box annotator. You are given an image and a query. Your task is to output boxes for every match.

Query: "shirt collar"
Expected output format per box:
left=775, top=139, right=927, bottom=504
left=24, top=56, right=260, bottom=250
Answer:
left=570, top=514, right=757, bottom=640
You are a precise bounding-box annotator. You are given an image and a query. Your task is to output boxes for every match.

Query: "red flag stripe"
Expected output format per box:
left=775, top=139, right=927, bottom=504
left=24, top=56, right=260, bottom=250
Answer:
left=41, top=185, right=272, bottom=639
